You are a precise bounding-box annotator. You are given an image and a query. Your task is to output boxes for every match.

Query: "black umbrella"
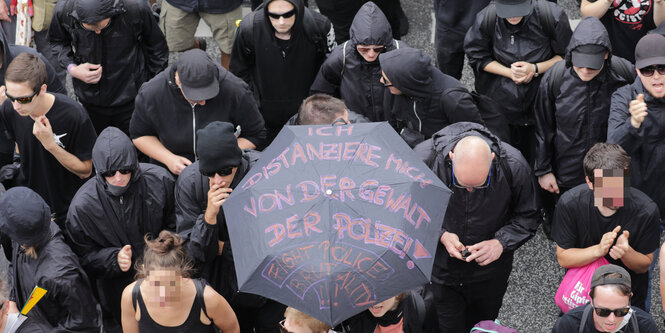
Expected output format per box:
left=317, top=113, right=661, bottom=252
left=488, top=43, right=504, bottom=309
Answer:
left=224, top=122, right=450, bottom=325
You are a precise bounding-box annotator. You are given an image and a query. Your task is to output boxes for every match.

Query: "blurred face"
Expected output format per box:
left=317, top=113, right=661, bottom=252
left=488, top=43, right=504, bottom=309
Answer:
left=505, top=16, right=524, bottom=25
left=368, top=296, right=398, bottom=318
left=380, top=71, right=402, bottom=95
left=592, top=286, right=631, bottom=332
left=81, top=18, right=111, bottom=34
left=146, top=269, right=182, bottom=306
left=356, top=44, right=385, bottom=62
left=104, top=170, right=132, bottom=187
left=637, top=64, right=665, bottom=98
left=6, top=81, right=43, bottom=117
left=591, top=169, right=628, bottom=211
left=268, top=0, right=296, bottom=37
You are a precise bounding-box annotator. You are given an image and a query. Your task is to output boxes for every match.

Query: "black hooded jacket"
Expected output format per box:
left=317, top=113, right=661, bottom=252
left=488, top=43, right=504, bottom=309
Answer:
left=230, top=0, right=334, bottom=130
left=65, top=127, right=175, bottom=320
left=608, top=79, right=665, bottom=219
left=175, top=151, right=260, bottom=301
left=414, top=122, right=541, bottom=284
left=49, top=0, right=168, bottom=108
left=1, top=188, right=101, bottom=332
left=310, top=1, right=401, bottom=122
left=464, top=1, right=572, bottom=125
left=380, top=47, right=484, bottom=140
left=534, top=17, right=634, bottom=188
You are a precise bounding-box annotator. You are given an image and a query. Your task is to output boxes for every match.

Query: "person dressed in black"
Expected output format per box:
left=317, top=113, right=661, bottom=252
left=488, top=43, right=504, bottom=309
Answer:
left=0, top=187, right=101, bottom=332
left=121, top=230, right=240, bottom=333
left=0, top=52, right=96, bottom=229
left=49, top=0, right=168, bottom=134
left=534, top=16, right=634, bottom=234
left=464, top=0, right=572, bottom=163
left=175, top=121, right=284, bottom=333
left=230, top=0, right=334, bottom=142
left=131, top=49, right=266, bottom=176
left=414, top=122, right=541, bottom=333
left=551, top=143, right=660, bottom=311
left=379, top=47, right=484, bottom=147
left=66, top=126, right=176, bottom=332
left=310, top=1, right=401, bottom=122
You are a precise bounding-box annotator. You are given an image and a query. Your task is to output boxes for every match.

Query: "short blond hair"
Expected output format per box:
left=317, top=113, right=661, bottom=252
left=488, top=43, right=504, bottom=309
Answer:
left=284, top=307, right=331, bottom=333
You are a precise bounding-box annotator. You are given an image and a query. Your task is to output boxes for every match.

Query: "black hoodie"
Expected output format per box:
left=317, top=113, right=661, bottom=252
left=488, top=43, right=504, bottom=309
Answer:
left=534, top=16, right=634, bottom=189
left=49, top=0, right=168, bottom=109
left=0, top=187, right=101, bottom=333
left=66, top=127, right=175, bottom=322
left=380, top=47, right=484, bottom=140
left=230, top=0, right=333, bottom=134
left=414, top=122, right=541, bottom=284
left=310, top=1, right=401, bottom=122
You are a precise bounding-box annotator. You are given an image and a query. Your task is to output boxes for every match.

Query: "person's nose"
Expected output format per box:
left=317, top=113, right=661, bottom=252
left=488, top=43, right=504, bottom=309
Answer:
left=279, top=17, right=285, bottom=24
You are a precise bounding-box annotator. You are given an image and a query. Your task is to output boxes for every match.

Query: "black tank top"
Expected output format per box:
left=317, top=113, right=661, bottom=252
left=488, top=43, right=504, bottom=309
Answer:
left=132, top=278, right=216, bottom=333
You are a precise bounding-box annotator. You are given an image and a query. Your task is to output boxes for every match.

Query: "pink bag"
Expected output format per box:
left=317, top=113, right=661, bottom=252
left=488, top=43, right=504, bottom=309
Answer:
left=555, top=257, right=610, bottom=313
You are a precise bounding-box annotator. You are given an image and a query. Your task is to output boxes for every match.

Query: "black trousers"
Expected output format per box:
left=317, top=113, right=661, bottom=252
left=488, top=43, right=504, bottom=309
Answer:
left=81, top=102, right=134, bottom=136
left=435, top=29, right=465, bottom=80
left=233, top=299, right=286, bottom=333
left=431, top=271, right=510, bottom=333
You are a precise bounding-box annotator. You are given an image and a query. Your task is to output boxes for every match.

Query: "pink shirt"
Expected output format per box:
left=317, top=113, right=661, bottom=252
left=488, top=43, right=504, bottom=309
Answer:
left=374, top=318, right=404, bottom=333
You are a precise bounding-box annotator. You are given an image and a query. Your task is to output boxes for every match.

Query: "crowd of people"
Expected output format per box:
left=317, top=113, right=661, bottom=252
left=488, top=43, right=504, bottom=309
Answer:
left=0, top=0, right=664, bottom=332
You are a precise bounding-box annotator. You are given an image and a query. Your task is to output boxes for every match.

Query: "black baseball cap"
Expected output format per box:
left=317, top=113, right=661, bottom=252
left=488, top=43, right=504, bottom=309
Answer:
left=635, top=34, right=665, bottom=70
left=176, top=49, right=220, bottom=101
left=590, top=264, right=631, bottom=290
left=571, top=45, right=606, bottom=70
left=495, top=0, right=533, bottom=19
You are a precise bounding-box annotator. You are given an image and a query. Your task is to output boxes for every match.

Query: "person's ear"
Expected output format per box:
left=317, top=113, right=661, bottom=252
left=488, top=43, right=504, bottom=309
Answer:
left=448, top=151, right=454, bottom=160
left=174, top=71, right=180, bottom=86
left=586, top=176, right=594, bottom=191
left=40, top=84, right=47, bottom=94
left=604, top=51, right=609, bottom=60
left=491, top=152, right=495, bottom=161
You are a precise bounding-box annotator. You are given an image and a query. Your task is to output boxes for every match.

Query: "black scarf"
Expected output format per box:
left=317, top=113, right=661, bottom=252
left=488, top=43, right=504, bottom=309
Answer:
left=369, top=300, right=405, bottom=327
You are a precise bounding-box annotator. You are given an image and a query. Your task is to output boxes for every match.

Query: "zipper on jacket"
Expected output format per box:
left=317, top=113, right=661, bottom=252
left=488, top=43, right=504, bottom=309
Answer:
left=192, top=104, right=197, bottom=160
left=510, top=35, right=514, bottom=45
left=119, top=195, right=123, bottom=205
left=413, top=101, right=422, bottom=132
left=282, top=50, right=286, bottom=60
left=585, top=81, right=591, bottom=150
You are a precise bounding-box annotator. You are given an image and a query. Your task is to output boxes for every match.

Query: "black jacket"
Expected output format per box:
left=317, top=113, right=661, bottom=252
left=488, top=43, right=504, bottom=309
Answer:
left=414, top=122, right=541, bottom=284
left=175, top=151, right=259, bottom=301
left=534, top=16, right=634, bottom=188
left=230, top=0, right=334, bottom=130
left=608, top=79, right=665, bottom=219
left=65, top=127, right=175, bottom=321
left=310, top=1, right=400, bottom=122
left=464, top=1, right=572, bottom=125
left=9, top=223, right=101, bottom=332
left=49, top=0, right=168, bottom=108
left=164, top=0, right=242, bottom=14
left=130, top=65, right=267, bottom=162
left=380, top=47, right=484, bottom=140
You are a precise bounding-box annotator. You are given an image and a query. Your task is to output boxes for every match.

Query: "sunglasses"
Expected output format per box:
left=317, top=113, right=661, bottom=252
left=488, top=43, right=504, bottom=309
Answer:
left=639, top=64, right=665, bottom=77
left=201, top=166, right=235, bottom=178
left=278, top=320, right=294, bottom=333
left=100, top=169, right=131, bottom=178
left=267, top=9, right=296, bottom=20
left=451, top=162, right=492, bottom=190
left=6, top=90, right=38, bottom=104
left=592, top=305, right=630, bottom=318
left=357, top=46, right=385, bottom=54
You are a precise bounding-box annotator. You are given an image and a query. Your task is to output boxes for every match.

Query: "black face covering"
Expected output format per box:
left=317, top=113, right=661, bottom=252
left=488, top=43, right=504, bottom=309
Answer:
left=369, top=299, right=405, bottom=327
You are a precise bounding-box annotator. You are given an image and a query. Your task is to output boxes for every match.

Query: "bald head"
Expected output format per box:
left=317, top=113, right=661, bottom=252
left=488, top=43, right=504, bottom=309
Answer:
left=449, top=136, right=494, bottom=190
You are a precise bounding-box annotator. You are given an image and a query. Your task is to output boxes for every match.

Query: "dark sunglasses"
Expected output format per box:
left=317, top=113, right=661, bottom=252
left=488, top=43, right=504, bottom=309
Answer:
left=451, top=162, right=492, bottom=190
left=267, top=9, right=296, bottom=20
left=6, top=90, right=38, bottom=104
left=592, top=305, right=630, bottom=318
left=639, top=64, right=665, bottom=77
left=278, top=320, right=294, bottom=333
left=100, top=169, right=131, bottom=178
left=357, top=46, right=385, bottom=54
left=201, top=166, right=235, bottom=178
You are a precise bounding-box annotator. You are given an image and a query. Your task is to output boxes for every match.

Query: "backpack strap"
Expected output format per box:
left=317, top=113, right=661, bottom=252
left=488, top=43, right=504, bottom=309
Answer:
left=62, top=0, right=77, bottom=34
left=131, top=279, right=144, bottom=312
left=409, top=290, right=426, bottom=329
left=630, top=309, right=639, bottom=333
left=341, top=40, right=349, bottom=76
left=546, top=60, right=566, bottom=100
left=578, top=304, right=593, bottom=333
left=481, top=3, right=497, bottom=41
left=536, top=0, right=555, bottom=39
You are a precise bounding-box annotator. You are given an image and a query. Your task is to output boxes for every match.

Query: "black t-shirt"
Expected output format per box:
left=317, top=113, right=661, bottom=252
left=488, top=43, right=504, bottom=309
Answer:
left=0, top=93, right=96, bottom=217
left=551, top=184, right=660, bottom=310
left=552, top=303, right=659, bottom=333
left=588, top=0, right=655, bottom=63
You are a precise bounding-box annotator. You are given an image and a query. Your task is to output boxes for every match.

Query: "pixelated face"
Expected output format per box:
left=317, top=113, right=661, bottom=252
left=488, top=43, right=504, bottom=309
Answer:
left=592, top=285, right=631, bottom=332
left=267, top=0, right=296, bottom=36
left=368, top=295, right=399, bottom=318
left=282, top=316, right=314, bottom=333
left=593, top=169, right=629, bottom=210
left=147, top=269, right=182, bottom=306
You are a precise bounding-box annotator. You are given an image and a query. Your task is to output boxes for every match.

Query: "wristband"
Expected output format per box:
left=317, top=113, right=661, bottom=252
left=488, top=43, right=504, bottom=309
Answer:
left=534, top=62, right=539, bottom=77
left=67, top=64, right=76, bottom=73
